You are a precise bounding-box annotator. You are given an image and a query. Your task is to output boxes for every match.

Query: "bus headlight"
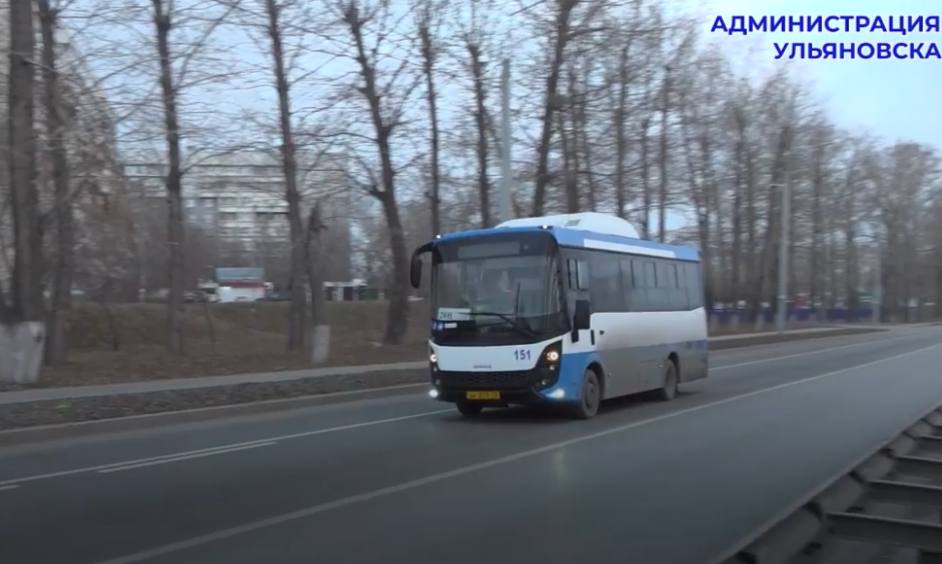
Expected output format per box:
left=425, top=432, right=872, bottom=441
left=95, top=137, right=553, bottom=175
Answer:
left=429, top=352, right=437, bottom=364
left=535, top=341, right=562, bottom=390
left=539, top=341, right=562, bottom=367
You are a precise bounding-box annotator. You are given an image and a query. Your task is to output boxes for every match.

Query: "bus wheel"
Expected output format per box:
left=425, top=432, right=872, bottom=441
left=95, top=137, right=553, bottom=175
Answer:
left=456, top=402, right=484, bottom=417
left=654, top=360, right=678, bottom=401
left=570, top=369, right=601, bottom=419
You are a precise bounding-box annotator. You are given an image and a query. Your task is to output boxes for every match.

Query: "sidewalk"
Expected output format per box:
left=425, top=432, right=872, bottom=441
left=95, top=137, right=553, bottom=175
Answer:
left=0, top=325, right=879, bottom=406
left=0, top=361, right=426, bottom=405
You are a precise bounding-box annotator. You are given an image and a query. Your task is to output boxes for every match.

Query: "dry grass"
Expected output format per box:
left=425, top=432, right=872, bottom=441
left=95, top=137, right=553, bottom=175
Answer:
left=36, top=301, right=430, bottom=388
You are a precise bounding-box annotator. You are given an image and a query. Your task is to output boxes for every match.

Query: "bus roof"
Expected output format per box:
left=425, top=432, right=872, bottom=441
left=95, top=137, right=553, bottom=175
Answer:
left=435, top=213, right=700, bottom=262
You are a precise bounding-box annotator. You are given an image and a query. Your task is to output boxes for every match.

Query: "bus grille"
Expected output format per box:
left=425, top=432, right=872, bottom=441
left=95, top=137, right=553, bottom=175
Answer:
left=437, top=369, right=540, bottom=390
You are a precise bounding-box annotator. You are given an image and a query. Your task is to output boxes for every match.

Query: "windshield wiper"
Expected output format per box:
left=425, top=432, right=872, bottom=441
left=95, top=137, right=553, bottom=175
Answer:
left=466, top=311, right=538, bottom=338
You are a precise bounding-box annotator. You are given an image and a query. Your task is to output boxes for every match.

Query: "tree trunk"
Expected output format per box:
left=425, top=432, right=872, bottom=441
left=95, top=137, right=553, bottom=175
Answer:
left=7, top=0, right=43, bottom=323
left=639, top=117, right=651, bottom=239
left=419, top=15, right=441, bottom=236
left=152, top=0, right=185, bottom=354
left=343, top=4, right=409, bottom=345
left=305, top=206, right=326, bottom=327
left=730, top=110, right=745, bottom=304
left=265, top=0, right=307, bottom=351
left=787, top=191, right=797, bottom=312
left=753, top=125, right=791, bottom=322
left=532, top=0, right=578, bottom=216
left=39, top=0, right=73, bottom=365
left=677, top=91, right=711, bottom=309
left=468, top=41, right=490, bottom=227
left=809, top=142, right=824, bottom=316
left=575, top=64, right=596, bottom=211
left=699, top=131, right=721, bottom=303
left=613, top=44, right=630, bottom=219
left=305, top=206, right=329, bottom=363
left=844, top=186, right=858, bottom=320
left=745, top=146, right=757, bottom=317
left=561, top=66, right=579, bottom=213
left=657, top=67, right=670, bottom=243
left=379, top=190, right=409, bottom=344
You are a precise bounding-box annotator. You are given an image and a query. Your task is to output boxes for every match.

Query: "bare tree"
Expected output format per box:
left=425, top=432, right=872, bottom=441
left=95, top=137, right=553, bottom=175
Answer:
left=6, top=0, right=43, bottom=323
left=150, top=0, right=187, bottom=353
left=262, top=0, right=308, bottom=350
left=531, top=0, right=578, bottom=216
left=465, top=26, right=491, bottom=227
left=638, top=114, right=651, bottom=238
left=611, top=40, right=630, bottom=218
left=416, top=1, right=443, bottom=235
left=656, top=64, right=669, bottom=242
left=38, top=0, right=75, bottom=364
left=334, top=0, right=415, bottom=344
left=145, top=0, right=235, bottom=353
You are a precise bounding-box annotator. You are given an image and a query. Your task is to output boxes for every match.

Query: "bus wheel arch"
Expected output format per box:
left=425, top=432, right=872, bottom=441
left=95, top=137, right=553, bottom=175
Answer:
left=654, top=355, right=679, bottom=402
left=587, top=361, right=605, bottom=398
left=569, top=363, right=603, bottom=419
left=667, top=352, right=680, bottom=381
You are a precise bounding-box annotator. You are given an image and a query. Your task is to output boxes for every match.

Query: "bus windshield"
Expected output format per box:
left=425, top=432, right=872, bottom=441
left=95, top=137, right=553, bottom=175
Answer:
left=431, top=234, right=567, bottom=344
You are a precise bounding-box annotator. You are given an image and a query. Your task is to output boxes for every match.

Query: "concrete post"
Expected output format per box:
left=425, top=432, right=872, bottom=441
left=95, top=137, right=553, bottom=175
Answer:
left=0, top=322, right=45, bottom=384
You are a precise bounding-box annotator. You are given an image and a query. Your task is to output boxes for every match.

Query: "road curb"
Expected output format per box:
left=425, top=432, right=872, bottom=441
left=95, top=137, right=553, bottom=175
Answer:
left=709, top=327, right=885, bottom=350
left=0, top=382, right=426, bottom=448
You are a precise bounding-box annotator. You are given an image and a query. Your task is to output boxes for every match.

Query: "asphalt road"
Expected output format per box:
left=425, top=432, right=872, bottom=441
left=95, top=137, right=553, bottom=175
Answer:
left=2, top=326, right=942, bottom=564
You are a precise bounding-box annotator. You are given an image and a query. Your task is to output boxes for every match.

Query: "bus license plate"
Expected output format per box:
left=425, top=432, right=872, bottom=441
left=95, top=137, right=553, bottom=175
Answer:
left=466, top=391, right=500, bottom=400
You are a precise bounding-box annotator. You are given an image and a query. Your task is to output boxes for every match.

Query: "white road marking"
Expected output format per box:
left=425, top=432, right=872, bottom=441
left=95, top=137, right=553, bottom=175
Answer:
left=0, top=409, right=452, bottom=488
left=97, top=442, right=278, bottom=474
left=711, top=333, right=912, bottom=371
left=96, top=341, right=942, bottom=564
left=0, top=484, right=20, bottom=492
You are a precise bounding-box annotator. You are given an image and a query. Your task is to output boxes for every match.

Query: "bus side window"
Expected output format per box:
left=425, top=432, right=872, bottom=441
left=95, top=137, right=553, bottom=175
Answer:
left=566, top=258, right=589, bottom=290
left=646, top=261, right=664, bottom=310
left=632, top=259, right=656, bottom=312
left=576, top=259, right=589, bottom=290
left=668, top=263, right=687, bottom=310
left=644, top=261, right=656, bottom=288
left=589, top=253, right=622, bottom=312
left=620, top=258, right=634, bottom=311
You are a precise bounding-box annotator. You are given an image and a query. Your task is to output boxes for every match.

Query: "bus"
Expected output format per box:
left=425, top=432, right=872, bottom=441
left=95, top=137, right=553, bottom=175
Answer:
left=409, top=212, right=707, bottom=419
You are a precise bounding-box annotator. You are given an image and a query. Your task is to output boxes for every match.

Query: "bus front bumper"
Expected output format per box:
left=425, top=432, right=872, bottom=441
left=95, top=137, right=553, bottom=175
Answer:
left=429, top=366, right=564, bottom=405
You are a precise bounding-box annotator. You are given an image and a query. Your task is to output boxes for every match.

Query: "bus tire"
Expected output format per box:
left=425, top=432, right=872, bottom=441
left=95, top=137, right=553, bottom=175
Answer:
left=654, top=359, right=678, bottom=402
left=456, top=402, right=484, bottom=417
left=570, top=368, right=601, bottom=419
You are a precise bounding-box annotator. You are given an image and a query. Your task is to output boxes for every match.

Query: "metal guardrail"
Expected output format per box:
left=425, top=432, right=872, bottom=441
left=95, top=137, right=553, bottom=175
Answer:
left=716, top=406, right=942, bottom=564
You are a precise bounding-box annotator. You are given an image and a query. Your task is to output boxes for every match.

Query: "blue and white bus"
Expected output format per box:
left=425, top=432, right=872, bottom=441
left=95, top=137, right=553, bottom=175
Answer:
left=409, top=212, right=707, bottom=419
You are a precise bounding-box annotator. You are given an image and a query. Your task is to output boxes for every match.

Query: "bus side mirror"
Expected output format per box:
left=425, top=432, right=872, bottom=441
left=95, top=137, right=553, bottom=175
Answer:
left=573, top=299, right=590, bottom=331
left=410, top=243, right=434, bottom=289
left=410, top=254, right=423, bottom=289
